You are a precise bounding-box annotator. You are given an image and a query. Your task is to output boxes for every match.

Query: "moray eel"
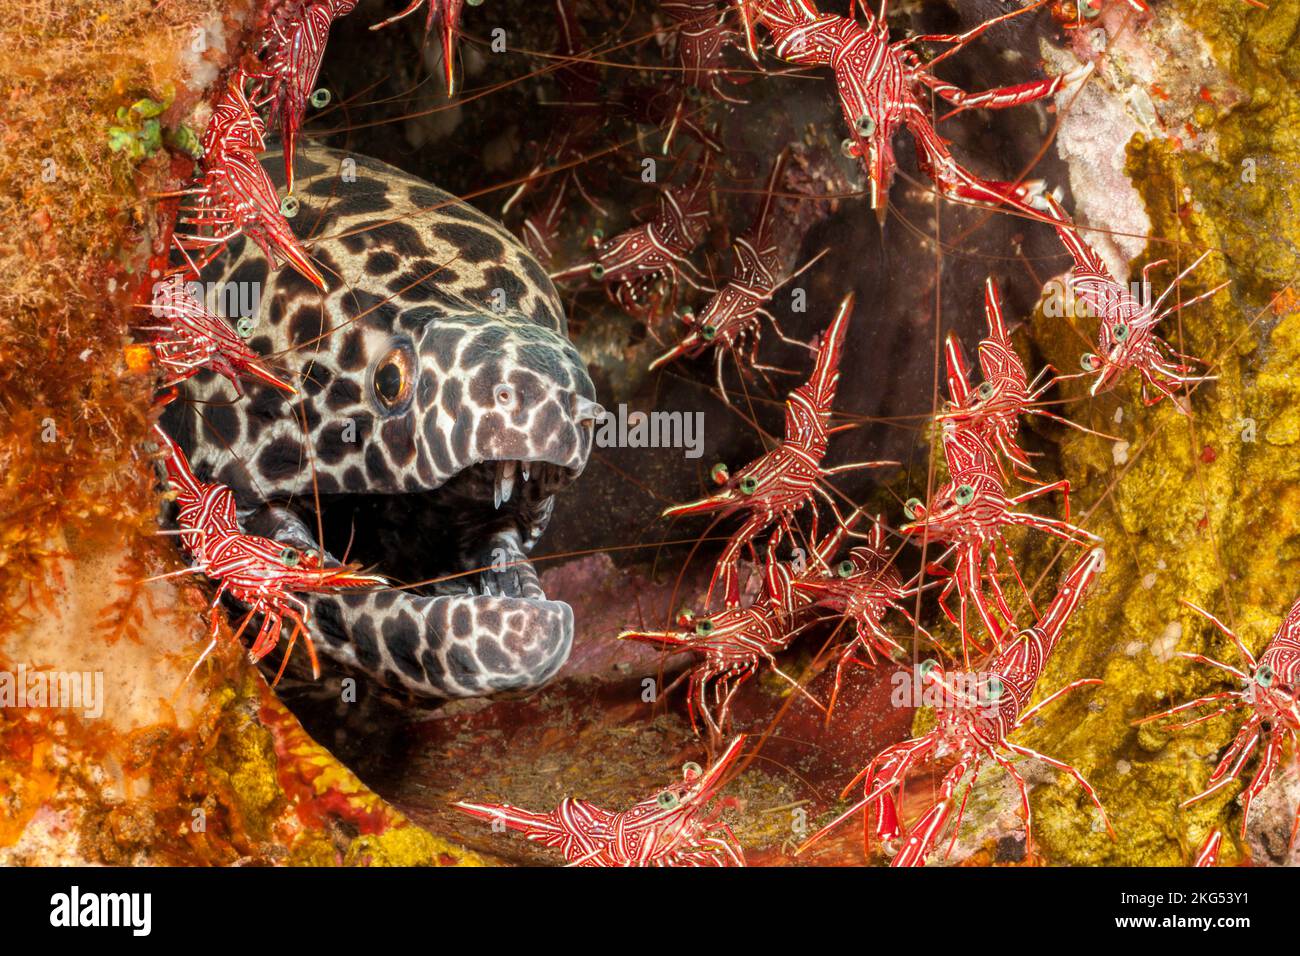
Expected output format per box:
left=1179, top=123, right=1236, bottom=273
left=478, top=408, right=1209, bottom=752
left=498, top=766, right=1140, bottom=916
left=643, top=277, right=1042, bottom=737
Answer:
left=161, top=144, right=600, bottom=699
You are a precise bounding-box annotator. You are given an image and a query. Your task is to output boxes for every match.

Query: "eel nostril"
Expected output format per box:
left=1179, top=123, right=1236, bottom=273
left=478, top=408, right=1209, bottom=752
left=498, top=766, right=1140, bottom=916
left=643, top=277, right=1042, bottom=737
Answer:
left=571, top=394, right=605, bottom=425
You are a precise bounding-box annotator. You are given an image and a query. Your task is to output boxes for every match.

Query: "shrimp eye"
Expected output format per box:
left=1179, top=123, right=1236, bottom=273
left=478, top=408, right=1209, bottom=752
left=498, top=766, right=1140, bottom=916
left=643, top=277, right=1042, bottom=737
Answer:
left=676, top=607, right=695, bottom=627
left=1112, top=323, right=1129, bottom=342
left=1080, top=352, right=1101, bottom=372
left=903, top=497, right=924, bottom=521
left=977, top=382, right=994, bottom=400
left=837, top=560, right=855, bottom=578
left=495, top=384, right=517, bottom=407
left=855, top=114, right=876, bottom=137
left=680, top=308, right=695, bottom=325
left=701, top=324, right=717, bottom=341
left=682, top=761, right=703, bottom=780
left=1255, top=663, right=1275, bottom=688
left=739, top=475, right=759, bottom=494
left=710, top=462, right=730, bottom=485
left=840, top=137, right=858, bottom=158
left=657, top=791, right=681, bottom=809
left=590, top=262, right=606, bottom=280
left=982, top=675, right=1004, bottom=703
left=590, top=228, right=604, bottom=242
left=955, top=484, right=976, bottom=506
left=279, top=547, right=300, bottom=566
left=695, top=619, right=715, bottom=636
left=917, top=658, right=939, bottom=680
left=374, top=345, right=414, bottom=407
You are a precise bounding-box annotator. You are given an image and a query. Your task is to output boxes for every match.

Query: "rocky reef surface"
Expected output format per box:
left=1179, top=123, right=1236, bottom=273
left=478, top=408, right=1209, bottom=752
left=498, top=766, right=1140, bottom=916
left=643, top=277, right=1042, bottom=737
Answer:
left=2, top=0, right=1298, bottom=867
left=0, top=0, right=478, bottom=866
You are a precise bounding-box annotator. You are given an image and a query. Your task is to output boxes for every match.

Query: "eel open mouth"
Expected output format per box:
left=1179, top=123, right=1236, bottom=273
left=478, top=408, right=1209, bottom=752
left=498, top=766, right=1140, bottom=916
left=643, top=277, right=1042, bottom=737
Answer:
left=248, top=454, right=587, bottom=700
left=316, top=457, right=576, bottom=601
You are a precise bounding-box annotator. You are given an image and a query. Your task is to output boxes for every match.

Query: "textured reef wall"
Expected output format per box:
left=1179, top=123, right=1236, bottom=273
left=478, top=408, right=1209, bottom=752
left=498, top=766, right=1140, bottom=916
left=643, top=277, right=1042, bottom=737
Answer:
left=0, top=0, right=477, bottom=866
left=3, top=0, right=1297, bottom=868
left=1019, top=0, right=1300, bottom=866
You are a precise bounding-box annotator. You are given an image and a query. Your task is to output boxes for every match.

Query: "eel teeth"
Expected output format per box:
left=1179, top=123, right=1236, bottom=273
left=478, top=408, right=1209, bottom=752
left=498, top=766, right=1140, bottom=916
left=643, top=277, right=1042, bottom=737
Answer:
left=521, top=461, right=530, bottom=482
left=495, top=459, right=517, bottom=509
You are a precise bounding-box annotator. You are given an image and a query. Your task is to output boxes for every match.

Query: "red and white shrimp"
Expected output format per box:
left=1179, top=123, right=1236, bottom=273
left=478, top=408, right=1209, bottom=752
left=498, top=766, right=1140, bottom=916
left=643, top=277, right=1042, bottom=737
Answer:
left=661, top=294, right=894, bottom=610
left=136, top=269, right=295, bottom=397
left=800, top=547, right=1112, bottom=866
left=370, top=0, right=471, bottom=96
left=1135, top=595, right=1300, bottom=847
left=620, top=558, right=820, bottom=741
left=455, top=735, right=747, bottom=866
left=939, top=277, right=1116, bottom=481
left=901, top=424, right=1099, bottom=662
left=153, top=424, right=384, bottom=684
left=179, top=75, right=326, bottom=291
left=744, top=0, right=1092, bottom=222
left=1194, top=829, right=1224, bottom=867
left=663, top=0, right=750, bottom=111
left=255, top=0, right=358, bottom=191
left=650, top=150, right=826, bottom=398
left=789, top=511, right=932, bottom=712
left=500, top=2, right=608, bottom=266
left=1044, top=196, right=1227, bottom=408
left=551, top=152, right=716, bottom=318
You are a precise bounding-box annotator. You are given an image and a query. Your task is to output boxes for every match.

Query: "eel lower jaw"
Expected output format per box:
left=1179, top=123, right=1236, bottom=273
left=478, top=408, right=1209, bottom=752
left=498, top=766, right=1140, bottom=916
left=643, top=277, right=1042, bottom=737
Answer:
left=243, top=455, right=582, bottom=697
left=462, top=526, right=547, bottom=600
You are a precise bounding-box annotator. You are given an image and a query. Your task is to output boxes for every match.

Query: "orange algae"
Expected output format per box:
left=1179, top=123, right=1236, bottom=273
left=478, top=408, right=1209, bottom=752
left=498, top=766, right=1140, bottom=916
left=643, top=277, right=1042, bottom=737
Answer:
left=0, top=0, right=479, bottom=867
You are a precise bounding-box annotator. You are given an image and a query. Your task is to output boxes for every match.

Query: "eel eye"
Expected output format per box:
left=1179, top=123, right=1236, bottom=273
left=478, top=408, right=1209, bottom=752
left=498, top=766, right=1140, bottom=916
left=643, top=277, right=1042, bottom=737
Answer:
left=855, top=114, right=876, bottom=137
left=710, top=462, right=730, bottom=485
left=657, top=791, right=681, bottom=810
left=837, top=559, right=855, bottom=578
left=374, top=345, right=413, bottom=407
left=279, top=547, right=300, bottom=566
left=309, top=87, right=331, bottom=109
left=955, top=484, right=976, bottom=506
left=903, top=497, right=923, bottom=521
left=235, top=316, right=256, bottom=339
left=1255, top=663, right=1275, bottom=688
left=1080, top=352, right=1101, bottom=372
left=977, top=382, right=994, bottom=400
left=495, top=384, right=517, bottom=408
left=1112, top=323, right=1129, bottom=342
left=279, top=194, right=299, bottom=219
left=682, top=761, right=703, bottom=780
left=739, top=475, right=758, bottom=494
left=701, top=324, right=717, bottom=341
left=695, top=619, right=715, bottom=636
